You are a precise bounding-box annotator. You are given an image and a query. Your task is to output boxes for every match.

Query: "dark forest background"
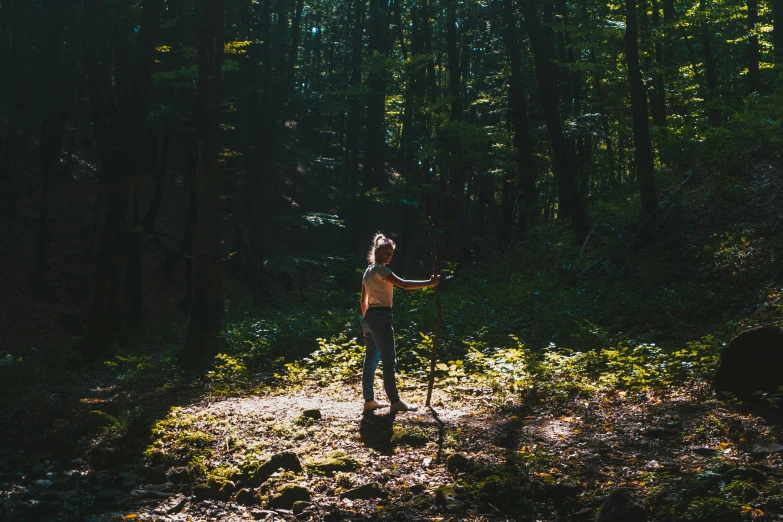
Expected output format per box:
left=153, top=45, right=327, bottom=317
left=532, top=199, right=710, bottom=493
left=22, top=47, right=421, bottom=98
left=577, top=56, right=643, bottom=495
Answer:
left=2, top=0, right=782, bottom=362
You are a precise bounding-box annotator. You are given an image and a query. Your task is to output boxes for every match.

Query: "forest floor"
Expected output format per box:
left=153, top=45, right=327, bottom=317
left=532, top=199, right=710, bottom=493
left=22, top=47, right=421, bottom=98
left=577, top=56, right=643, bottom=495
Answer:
left=3, top=347, right=783, bottom=522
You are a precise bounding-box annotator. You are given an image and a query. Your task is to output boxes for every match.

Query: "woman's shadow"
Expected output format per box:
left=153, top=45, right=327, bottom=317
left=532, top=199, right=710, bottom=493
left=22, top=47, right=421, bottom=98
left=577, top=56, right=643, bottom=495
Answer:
left=359, top=411, right=398, bottom=455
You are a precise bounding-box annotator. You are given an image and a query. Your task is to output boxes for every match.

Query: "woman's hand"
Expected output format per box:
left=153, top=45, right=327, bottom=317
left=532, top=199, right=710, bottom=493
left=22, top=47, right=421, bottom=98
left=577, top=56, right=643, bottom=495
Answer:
left=430, top=274, right=440, bottom=287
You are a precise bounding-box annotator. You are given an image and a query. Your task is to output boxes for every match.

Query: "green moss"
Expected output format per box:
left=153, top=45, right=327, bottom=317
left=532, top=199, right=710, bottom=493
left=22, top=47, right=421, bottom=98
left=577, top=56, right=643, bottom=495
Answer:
left=305, top=451, right=360, bottom=475
left=682, top=497, right=742, bottom=522
left=723, top=479, right=759, bottom=502
left=267, top=484, right=311, bottom=509
left=391, top=426, right=430, bottom=447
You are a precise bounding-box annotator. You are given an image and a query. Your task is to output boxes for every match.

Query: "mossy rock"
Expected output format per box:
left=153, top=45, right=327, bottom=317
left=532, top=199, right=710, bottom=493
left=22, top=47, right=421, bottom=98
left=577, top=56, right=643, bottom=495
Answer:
left=194, top=481, right=234, bottom=501
left=244, top=451, right=302, bottom=485
left=725, top=467, right=767, bottom=484
left=341, top=482, right=387, bottom=500
left=479, top=474, right=526, bottom=510
left=446, top=453, right=470, bottom=473
left=305, top=451, right=360, bottom=476
left=235, top=488, right=258, bottom=506
left=723, top=479, right=759, bottom=502
left=267, top=484, right=311, bottom=509
left=408, top=494, right=434, bottom=508
left=435, top=484, right=469, bottom=512
left=391, top=426, right=430, bottom=447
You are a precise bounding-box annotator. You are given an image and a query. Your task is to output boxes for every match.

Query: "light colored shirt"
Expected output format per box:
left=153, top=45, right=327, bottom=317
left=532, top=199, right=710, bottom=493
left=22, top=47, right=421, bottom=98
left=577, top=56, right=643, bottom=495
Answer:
left=363, top=264, right=394, bottom=308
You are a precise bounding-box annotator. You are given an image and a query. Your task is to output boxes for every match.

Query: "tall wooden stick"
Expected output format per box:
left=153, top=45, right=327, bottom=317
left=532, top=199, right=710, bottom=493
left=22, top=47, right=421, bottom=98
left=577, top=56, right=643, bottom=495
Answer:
left=426, top=216, right=443, bottom=407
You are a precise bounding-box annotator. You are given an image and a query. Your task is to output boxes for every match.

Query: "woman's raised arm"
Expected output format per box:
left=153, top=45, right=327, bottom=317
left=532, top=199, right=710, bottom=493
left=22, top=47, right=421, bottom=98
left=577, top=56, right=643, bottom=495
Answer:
left=383, top=272, right=439, bottom=290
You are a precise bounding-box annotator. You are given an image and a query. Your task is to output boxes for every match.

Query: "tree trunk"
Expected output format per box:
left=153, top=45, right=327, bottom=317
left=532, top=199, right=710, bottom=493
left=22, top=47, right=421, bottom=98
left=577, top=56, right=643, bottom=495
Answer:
left=650, top=0, right=667, bottom=126
left=519, top=0, right=589, bottom=240
left=344, top=0, right=365, bottom=249
left=446, top=0, right=462, bottom=261
left=143, top=120, right=173, bottom=230
left=84, top=0, right=163, bottom=356
left=504, top=0, right=537, bottom=238
left=748, top=0, right=760, bottom=92
left=3, top=0, right=26, bottom=176
left=33, top=0, right=66, bottom=299
left=700, top=0, right=719, bottom=123
left=181, top=0, right=226, bottom=368
left=365, top=0, right=390, bottom=194
left=774, top=0, right=783, bottom=64
left=624, top=0, right=658, bottom=216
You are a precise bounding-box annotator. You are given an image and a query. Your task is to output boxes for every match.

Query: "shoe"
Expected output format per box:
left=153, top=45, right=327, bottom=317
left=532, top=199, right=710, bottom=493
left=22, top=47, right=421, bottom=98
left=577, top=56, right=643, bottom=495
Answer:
left=390, top=400, right=419, bottom=413
left=363, top=400, right=389, bottom=412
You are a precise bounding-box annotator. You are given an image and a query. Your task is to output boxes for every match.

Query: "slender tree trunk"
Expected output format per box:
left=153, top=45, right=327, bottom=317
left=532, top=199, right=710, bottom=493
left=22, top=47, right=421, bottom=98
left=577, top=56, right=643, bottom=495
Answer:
left=345, top=0, right=365, bottom=249
left=445, top=0, right=462, bottom=261
left=748, top=0, right=760, bottom=92
left=624, top=0, right=658, bottom=216
left=182, top=0, right=226, bottom=367
left=774, top=0, right=783, bottom=64
left=504, top=0, right=537, bottom=238
left=700, top=0, right=719, bottom=123
left=519, top=0, right=589, bottom=240
left=366, top=0, right=390, bottom=193
left=284, top=0, right=305, bottom=108
left=181, top=134, right=198, bottom=313
left=3, top=0, right=26, bottom=176
left=33, top=0, right=65, bottom=299
left=650, top=0, right=667, bottom=126
left=143, top=120, right=173, bottom=230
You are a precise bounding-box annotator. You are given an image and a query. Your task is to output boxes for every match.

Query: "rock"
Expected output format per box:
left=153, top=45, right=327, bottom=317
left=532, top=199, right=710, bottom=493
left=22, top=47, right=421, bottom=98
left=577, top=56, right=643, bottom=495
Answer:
left=549, top=482, right=581, bottom=502
left=29, top=464, right=46, bottom=480
left=409, top=493, right=434, bottom=509
left=303, top=409, right=322, bottom=420
left=714, top=326, right=783, bottom=399
left=691, top=447, right=718, bottom=457
left=267, top=484, right=311, bottom=509
left=570, top=508, right=594, bottom=521
left=39, top=491, right=60, bottom=503
left=292, top=500, right=313, bottom=514
left=641, top=427, right=669, bottom=439
left=94, top=489, right=122, bottom=504
left=305, top=451, right=359, bottom=476
left=446, top=453, right=470, bottom=473
left=117, top=472, right=137, bottom=488
left=751, top=441, right=783, bottom=459
left=143, top=468, right=168, bottom=485
left=435, top=485, right=464, bottom=512
left=324, top=509, right=348, bottom=522
left=249, top=509, right=276, bottom=520
left=250, top=451, right=303, bottom=484
left=235, top=488, right=258, bottom=506
left=193, top=483, right=216, bottom=499
left=341, top=482, right=387, bottom=500
left=166, top=466, right=189, bottom=484
left=153, top=494, right=187, bottom=515
left=596, top=490, right=647, bottom=522
left=408, top=483, right=426, bottom=494
left=726, top=467, right=768, bottom=483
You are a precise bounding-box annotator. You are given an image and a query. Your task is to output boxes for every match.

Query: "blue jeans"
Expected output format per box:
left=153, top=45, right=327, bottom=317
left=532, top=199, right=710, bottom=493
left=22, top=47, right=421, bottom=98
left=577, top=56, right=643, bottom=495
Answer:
left=362, top=310, right=400, bottom=403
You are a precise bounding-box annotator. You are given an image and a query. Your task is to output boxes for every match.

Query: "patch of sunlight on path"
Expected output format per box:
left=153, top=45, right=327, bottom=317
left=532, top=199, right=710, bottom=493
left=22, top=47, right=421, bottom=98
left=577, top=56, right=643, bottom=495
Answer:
left=183, top=392, right=470, bottom=423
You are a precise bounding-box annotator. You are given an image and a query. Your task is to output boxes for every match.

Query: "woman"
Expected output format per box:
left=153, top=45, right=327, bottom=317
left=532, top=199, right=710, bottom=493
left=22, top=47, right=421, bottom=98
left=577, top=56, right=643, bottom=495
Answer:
left=361, top=233, right=439, bottom=413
